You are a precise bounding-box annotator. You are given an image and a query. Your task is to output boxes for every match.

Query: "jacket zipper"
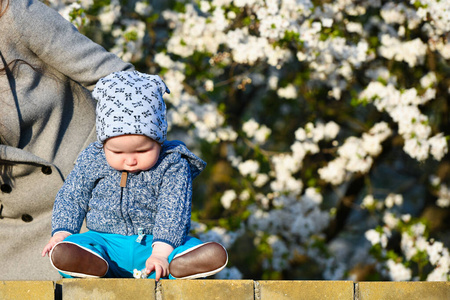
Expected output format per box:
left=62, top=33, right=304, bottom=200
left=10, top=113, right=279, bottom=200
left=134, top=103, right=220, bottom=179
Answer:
left=120, top=171, right=128, bottom=233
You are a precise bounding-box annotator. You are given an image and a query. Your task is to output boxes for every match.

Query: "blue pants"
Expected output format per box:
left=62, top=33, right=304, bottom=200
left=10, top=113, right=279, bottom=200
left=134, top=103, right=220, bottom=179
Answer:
left=60, top=231, right=203, bottom=279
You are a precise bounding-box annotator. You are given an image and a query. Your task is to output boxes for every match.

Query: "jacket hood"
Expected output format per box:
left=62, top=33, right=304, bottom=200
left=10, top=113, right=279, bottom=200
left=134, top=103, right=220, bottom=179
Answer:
left=161, top=140, right=206, bottom=179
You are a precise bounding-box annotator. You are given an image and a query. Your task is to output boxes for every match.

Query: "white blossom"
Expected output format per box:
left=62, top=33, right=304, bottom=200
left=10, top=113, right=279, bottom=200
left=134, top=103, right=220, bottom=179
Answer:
left=318, top=157, right=347, bottom=185
left=386, top=259, right=412, bottom=281
left=385, top=194, right=403, bottom=208
left=205, top=80, right=214, bottom=92
left=135, top=1, right=152, bottom=16
left=277, top=84, right=298, bottom=99
left=254, top=173, right=270, bottom=188
left=428, top=134, right=448, bottom=161
left=221, top=190, right=237, bottom=209
left=324, top=121, right=340, bottom=140
left=383, top=212, right=399, bottom=229
left=379, top=35, right=427, bottom=67
left=239, top=190, right=251, bottom=201
left=362, top=194, right=375, bottom=208
left=238, top=160, right=260, bottom=177
left=365, top=229, right=381, bottom=246
left=436, top=183, right=450, bottom=208
left=401, top=232, right=417, bottom=260
left=420, top=72, right=437, bottom=88
left=254, top=125, right=272, bottom=143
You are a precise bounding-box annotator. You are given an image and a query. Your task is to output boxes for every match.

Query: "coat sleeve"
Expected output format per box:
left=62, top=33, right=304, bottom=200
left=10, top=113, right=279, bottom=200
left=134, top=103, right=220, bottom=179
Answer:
left=12, top=0, right=133, bottom=91
left=51, top=148, right=97, bottom=235
left=152, top=156, right=193, bottom=248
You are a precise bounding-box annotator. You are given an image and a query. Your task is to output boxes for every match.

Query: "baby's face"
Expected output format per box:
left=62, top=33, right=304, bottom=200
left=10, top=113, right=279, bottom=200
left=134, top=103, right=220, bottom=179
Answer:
left=103, top=135, right=161, bottom=173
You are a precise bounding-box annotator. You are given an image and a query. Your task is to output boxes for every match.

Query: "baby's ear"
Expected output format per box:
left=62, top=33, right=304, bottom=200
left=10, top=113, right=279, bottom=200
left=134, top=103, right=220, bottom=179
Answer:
left=151, top=75, right=170, bottom=95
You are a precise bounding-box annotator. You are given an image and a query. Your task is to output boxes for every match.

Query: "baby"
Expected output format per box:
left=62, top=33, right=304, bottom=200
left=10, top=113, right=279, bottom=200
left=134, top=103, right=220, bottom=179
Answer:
left=42, top=71, right=227, bottom=280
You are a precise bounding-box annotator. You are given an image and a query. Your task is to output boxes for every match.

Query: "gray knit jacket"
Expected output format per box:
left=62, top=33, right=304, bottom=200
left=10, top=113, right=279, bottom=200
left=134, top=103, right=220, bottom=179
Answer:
left=51, top=140, right=206, bottom=248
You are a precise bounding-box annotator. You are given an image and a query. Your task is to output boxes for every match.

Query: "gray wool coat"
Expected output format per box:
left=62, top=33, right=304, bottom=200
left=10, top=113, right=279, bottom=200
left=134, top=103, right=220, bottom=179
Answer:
left=0, top=0, right=133, bottom=280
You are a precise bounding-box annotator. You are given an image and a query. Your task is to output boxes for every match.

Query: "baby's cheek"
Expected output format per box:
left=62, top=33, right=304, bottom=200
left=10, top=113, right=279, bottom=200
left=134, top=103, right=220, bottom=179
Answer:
left=105, top=153, right=123, bottom=170
left=140, top=154, right=158, bottom=170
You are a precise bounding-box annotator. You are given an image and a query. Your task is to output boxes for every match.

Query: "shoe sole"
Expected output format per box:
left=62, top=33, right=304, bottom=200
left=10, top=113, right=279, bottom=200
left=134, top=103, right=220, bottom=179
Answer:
left=50, top=241, right=109, bottom=278
left=170, top=242, right=228, bottom=279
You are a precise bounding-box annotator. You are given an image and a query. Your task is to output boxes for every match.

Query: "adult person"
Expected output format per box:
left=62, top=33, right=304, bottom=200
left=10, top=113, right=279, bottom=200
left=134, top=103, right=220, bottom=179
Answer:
left=0, top=0, right=133, bottom=280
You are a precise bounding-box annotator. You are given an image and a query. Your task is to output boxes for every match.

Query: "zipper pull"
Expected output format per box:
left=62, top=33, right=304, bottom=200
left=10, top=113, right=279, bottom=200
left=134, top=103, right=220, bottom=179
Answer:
left=120, top=171, right=128, bottom=188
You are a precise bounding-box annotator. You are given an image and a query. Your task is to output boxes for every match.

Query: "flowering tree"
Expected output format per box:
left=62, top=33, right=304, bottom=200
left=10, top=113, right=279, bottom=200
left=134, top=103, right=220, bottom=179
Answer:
left=51, top=0, right=449, bottom=281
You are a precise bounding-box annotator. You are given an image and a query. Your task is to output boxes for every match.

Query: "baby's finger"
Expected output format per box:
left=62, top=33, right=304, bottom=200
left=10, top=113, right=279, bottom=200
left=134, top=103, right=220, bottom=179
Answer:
left=155, top=265, right=162, bottom=281
left=145, top=263, right=155, bottom=275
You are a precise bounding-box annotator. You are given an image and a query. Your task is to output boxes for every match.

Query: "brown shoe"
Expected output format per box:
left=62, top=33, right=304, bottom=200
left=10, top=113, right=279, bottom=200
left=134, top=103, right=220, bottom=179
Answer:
left=50, top=242, right=108, bottom=278
left=169, top=242, right=228, bottom=279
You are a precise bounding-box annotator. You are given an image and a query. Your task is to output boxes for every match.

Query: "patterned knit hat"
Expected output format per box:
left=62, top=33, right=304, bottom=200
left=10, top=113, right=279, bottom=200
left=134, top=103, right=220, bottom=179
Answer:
left=93, top=71, right=170, bottom=144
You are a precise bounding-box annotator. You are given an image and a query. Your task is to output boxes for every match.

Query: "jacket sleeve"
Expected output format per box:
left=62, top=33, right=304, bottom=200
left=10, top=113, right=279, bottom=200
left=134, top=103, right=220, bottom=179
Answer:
left=152, top=156, right=193, bottom=248
left=51, top=148, right=96, bottom=235
left=13, top=0, right=133, bottom=91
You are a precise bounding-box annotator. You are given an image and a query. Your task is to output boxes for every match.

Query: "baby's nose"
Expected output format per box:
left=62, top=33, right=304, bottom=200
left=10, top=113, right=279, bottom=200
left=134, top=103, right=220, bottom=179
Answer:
left=125, top=156, right=137, bottom=166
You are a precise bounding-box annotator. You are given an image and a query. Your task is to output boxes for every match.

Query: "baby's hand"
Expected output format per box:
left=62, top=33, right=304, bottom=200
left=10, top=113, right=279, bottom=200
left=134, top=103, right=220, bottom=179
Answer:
left=145, top=254, right=169, bottom=281
left=41, top=232, right=71, bottom=257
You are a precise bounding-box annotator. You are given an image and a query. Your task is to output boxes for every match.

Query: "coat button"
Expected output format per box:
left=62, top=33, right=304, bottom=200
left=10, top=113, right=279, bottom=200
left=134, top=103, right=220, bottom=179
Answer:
left=22, top=214, right=33, bottom=222
left=42, top=166, right=52, bottom=175
left=1, top=184, right=12, bottom=193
